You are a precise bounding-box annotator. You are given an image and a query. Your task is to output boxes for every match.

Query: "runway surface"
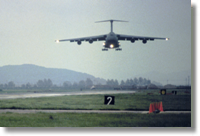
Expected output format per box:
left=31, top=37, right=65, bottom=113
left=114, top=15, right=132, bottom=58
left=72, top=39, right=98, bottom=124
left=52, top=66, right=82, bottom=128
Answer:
left=0, top=109, right=191, bottom=114
left=0, top=90, right=136, bottom=100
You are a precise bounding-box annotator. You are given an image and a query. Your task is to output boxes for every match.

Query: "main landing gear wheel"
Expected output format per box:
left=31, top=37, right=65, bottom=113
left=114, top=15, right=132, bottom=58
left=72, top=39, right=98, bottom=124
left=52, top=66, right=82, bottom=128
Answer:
left=102, top=49, right=108, bottom=51
left=115, top=48, right=122, bottom=51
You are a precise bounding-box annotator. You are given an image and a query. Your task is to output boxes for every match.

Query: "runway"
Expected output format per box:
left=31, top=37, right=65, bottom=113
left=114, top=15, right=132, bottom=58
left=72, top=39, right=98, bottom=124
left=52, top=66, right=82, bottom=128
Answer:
left=0, top=90, right=136, bottom=99
left=0, top=109, right=191, bottom=114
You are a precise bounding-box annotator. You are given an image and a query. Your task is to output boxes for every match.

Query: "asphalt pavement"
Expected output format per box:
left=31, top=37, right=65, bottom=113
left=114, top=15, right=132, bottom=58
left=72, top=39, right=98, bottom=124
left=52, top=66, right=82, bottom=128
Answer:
left=0, top=90, right=135, bottom=99
left=0, top=109, right=191, bottom=114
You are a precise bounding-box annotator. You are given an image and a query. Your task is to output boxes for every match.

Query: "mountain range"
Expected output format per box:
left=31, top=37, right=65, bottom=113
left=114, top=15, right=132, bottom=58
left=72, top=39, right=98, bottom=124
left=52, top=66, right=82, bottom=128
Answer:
left=0, top=64, right=191, bottom=86
left=0, top=64, right=106, bottom=85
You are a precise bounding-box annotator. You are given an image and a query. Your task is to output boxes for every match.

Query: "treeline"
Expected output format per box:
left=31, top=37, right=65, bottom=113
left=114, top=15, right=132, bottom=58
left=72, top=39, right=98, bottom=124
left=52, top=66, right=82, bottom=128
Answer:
left=0, top=78, right=95, bottom=89
left=0, top=77, right=151, bottom=89
left=106, top=77, right=151, bottom=86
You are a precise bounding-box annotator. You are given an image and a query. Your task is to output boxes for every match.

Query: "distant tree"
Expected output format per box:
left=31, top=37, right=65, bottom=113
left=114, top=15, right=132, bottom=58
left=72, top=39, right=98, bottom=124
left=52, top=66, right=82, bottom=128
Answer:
left=46, top=79, right=53, bottom=88
left=21, top=84, right=26, bottom=89
left=85, top=78, right=93, bottom=88
left=25, top=82, right=32, bottom=89
left=33, top=84, right=38, bottom=89
left=125, top=79, right=130, bottom=86
left=130, top=79, right=134, bottom=85
left=133, top=78, right=138, bottom=85
left=139, top=77, right=143, bottom=85
left=0, top=84, right=4, bottom=89
left=72, top=82, right=78, bottom=89
left=43, top=79, right=47, bottom=87
left=63, top=81, right=71, bottom=89
left=4, top=84, right=8, bottom=89
left=143, top=78, right=147, bottom=85
left=0, top=83, right=3, bottom=91
left=110, top=79, right=114, bottom=86
left=79, top=80, right=85, bottom=88
left=36, top=79, right=53, bottom=88
left=114, top=79, right=119, bottom=86
left=147, top=79, right=151, bottom=85
left=37, top=80, right=44, bottom=88
left=8, top=81, right=15, bottom=89
left=106, top=79, right=111, bottom=85
left=43, top=79, right=51, bottom=88
left=120, top=80, right=125, bottom=86
left=52, top=84, right=58, bottom=88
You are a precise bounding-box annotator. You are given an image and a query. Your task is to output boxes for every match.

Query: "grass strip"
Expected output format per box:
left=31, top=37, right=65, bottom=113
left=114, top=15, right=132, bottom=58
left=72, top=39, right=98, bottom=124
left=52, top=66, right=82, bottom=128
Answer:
left=0, top=112, right=191, bottom=127
left=0, top=94, right=191, bottom=111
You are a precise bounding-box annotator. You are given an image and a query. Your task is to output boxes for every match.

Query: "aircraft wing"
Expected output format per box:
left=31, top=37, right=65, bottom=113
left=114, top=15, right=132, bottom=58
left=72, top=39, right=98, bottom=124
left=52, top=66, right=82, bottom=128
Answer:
left=116, top=34, right=169, bottom=41
left=56, top=34, right=107, bottom=43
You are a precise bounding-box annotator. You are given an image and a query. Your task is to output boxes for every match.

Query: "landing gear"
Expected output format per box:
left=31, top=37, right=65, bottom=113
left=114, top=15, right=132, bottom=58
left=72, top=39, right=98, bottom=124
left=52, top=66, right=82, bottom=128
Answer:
left=102, top=48, right=108, bottom=51
left=115, top=48, right=122, bottom=51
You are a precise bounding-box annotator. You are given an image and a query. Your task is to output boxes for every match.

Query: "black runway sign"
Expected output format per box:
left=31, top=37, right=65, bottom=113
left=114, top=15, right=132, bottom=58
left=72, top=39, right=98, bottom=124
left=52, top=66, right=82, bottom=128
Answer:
left=104, top=95, right=115, bottom=105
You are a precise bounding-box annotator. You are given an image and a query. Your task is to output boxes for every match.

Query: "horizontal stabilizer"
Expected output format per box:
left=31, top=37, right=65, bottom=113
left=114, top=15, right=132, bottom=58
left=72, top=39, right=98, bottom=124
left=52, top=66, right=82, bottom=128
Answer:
left=95, top=19, right=128, bottom=23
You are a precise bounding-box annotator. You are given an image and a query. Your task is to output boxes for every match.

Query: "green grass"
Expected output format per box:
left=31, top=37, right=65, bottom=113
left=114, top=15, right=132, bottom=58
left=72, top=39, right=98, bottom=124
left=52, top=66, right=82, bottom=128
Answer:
left=0, top=112, right=191, bottom=127
left=0, top=89, right=191, bottom=127
left=0, top=93, right=191, bottom=111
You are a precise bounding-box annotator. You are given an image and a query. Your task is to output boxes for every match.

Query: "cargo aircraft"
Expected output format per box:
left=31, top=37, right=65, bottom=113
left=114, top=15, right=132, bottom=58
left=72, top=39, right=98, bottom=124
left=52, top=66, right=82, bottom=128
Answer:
left=55, top=20, right=169, bottom=51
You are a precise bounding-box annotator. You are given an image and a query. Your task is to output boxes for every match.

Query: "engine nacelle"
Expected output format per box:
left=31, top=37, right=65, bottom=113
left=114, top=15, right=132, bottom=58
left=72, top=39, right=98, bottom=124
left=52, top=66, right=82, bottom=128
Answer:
left=89, top=39, right=93, bottom=44
left=142, top=39, right=147, bottom=44
left=131, top=38, right=135, bottom=43
left=77, top=41, right=82, bottom=45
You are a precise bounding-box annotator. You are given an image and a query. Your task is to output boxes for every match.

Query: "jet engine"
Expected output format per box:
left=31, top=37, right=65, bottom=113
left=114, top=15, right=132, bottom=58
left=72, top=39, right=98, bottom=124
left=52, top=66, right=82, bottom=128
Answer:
left=131, top=38, right=135, bottom=43
left=89, top=39, right=93, bottom=44
left=142, top=39, right=147, bottom=44
left=77, top=41, right=82, bottom=45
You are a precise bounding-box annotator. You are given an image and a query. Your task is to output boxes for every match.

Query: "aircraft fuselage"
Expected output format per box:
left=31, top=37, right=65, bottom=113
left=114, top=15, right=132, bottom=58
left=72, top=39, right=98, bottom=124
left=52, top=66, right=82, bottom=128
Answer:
left=104, top=32, right=120, bottom=49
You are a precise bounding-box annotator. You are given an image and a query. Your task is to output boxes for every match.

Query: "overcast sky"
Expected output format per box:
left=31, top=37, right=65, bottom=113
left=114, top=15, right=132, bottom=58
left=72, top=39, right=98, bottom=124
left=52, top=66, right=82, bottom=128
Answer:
left=0, top=0, right=191, bottom=83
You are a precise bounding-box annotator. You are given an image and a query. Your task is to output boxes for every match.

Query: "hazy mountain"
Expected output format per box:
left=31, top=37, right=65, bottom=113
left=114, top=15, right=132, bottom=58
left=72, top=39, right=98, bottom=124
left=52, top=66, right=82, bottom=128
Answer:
left=0, top=64, right=106, bottom=85
left=0, top=64, right=191, bottom=86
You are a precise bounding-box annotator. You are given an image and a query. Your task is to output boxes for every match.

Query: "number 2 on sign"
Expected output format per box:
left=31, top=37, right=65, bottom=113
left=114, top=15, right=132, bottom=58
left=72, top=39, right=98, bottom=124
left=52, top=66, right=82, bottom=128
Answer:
left=107, top=97, right=112, bottom=105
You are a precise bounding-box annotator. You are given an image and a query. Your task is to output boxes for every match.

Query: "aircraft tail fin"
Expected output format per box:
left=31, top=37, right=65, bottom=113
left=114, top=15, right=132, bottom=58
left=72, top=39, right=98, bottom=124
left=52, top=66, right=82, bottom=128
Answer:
left=95, top=19, right=128, bottom=32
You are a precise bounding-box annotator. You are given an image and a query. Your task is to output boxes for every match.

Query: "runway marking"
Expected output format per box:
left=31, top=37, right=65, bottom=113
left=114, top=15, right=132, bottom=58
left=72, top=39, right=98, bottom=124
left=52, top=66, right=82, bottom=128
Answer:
left=0, top=109, right=191, bottom=114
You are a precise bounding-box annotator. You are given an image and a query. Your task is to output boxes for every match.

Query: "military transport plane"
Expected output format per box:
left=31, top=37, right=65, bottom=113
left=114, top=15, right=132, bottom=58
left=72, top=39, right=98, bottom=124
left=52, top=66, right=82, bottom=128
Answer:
left=55, top=20, right=169, bottom=51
